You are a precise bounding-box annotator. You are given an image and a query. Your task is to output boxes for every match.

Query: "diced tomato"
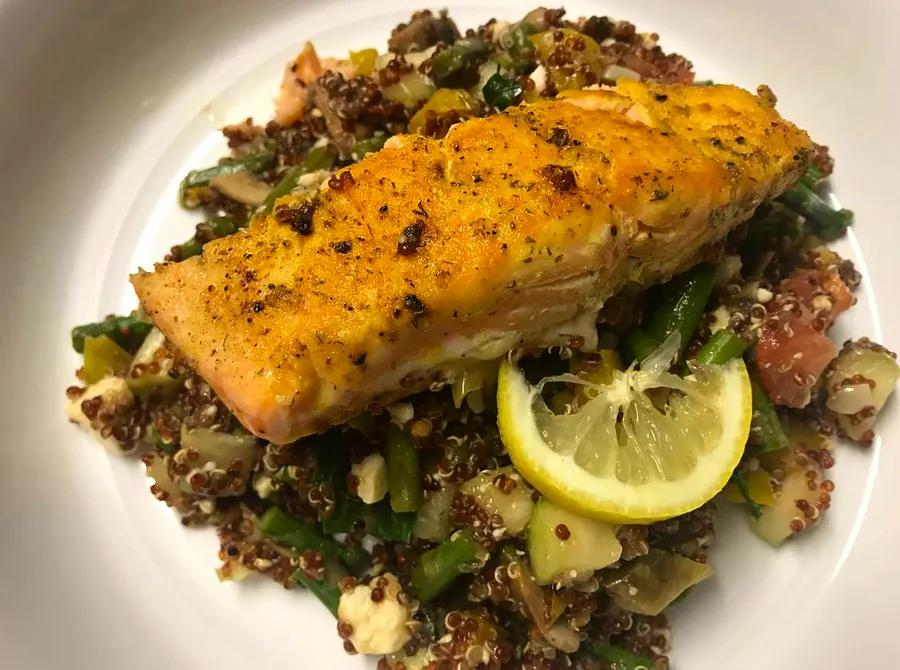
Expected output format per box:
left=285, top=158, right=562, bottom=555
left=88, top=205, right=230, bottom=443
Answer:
left=780, top=267, right=852, bottom=328
left=779, top=270, right=819, bottom=304
left=822, top=268, right=853, bottom=320
left=756, top=319, right=837, bottom=407
left=753, top=261, right=852, bottom=407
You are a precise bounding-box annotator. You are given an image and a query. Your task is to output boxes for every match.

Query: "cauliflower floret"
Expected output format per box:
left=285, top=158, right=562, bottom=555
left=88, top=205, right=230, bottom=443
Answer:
left=351, top=453, right=387, bottom=504
left=65, top=376, right=134, bottom=452
left=337, top=573, right=411, bottom=654
left=386, top=401, right=414, bottom=426
left=708, top=305, right=731, bottom=334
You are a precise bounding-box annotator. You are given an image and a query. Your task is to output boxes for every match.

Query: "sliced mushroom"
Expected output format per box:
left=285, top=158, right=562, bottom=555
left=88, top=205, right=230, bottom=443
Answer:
left=275, top=41, right=354, bottom=126
left=388, top=9, right=460, bottom=54
left=210, top=171, right=272, bottom=206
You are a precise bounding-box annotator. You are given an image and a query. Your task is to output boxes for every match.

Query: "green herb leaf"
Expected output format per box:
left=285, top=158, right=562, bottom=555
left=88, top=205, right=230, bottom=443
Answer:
left=482, top=72, right=523, bottom=110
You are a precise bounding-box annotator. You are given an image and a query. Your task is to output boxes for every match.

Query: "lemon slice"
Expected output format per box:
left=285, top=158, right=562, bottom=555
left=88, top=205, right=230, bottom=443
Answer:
left=497, top=338, right=752, bottom=523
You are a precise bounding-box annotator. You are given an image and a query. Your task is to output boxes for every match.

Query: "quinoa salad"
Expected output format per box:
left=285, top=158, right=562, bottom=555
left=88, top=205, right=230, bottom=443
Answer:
left=65, top=7, right=898, bottom=670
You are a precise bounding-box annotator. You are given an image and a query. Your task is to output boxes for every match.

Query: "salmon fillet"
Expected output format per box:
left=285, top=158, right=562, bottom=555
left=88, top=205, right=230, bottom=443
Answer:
left=132, top=80, right=813, bottom=444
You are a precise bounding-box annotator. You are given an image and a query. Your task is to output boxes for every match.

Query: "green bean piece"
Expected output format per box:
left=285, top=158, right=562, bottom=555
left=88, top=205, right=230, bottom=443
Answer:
left=590, top=642, right=657, bottom=670
left=695, top=329, right=746, bottom=365
left=294, top=572, right=341, bottom=616
left=178, top=151, right=275, bottom=203
left=729, top=471, right=763, bottom=520
left=349, top=135, right=388, bottom=162
left=646, top=263, right=717, bottom=353
left=779, top=182, right=853, bottom=241
left=623, top=329, right=661, bottom=364
left=71, top=313, right=153, bottom=354
left=429, top=37, right=490, bottom=86
left=482, top=72, right=523, bottom=110
left=750, top=377, right=790, bottom=453
left=261, top=145, right=338, bottom=212
left=259, top=507, right=369, bottom=575
left=386, top=425, right=422, bottom=513
left=411, top=530, right=481, bottom=603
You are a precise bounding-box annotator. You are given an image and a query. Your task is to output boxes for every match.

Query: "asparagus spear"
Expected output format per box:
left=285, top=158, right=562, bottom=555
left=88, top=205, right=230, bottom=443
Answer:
left=411, top=529, right=481, bottom=603
left=798, top=165, right=822, bottom=190
left=259, top=507, right=369, bottom=575
left=321, top=497, right=416, bottom=543
left=590, top=642, right=657, bottom=670
left=169, top=216, right=240, bottom=262
left=428, top=37, right=490, bottom=86
left=623, top=264, right=717, bottom=363
left=178, top=151, right=275, bottom=205
left=386, top=425, right=422, bottom=513
left=498, top=21, right=540, bottom=74
left=71, top=313, right=152, bottom=354
left=645, top=263, right=717, bottom=353
left=261, top=145, right=338, bottom=213
left=305, top=434, right=415, bottom=541
left=779, top=181, right=852, bottom=241
left=293, top=567, right=343, bottom=616
left=624, top=329, right=662, bottom=364
left=750, top=377, right=789, bottom=453
left=695, top=329, right=746, bottom=365
left=349, top=135, right=388, bottom=162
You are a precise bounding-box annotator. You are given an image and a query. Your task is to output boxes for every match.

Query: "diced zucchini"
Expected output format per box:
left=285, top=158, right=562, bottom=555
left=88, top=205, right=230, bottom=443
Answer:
left=65, top=376, right=135, bottom=452
left=381, top=70, right=436, bottom=107
left=530, top=29, right=605, bottom=91
left=750, top=469, right=821, bottom=546
left=408, top=88, right=480, bottom=134
left=382, top=648, right=435, bottom=670
left=144, top=453, right=187, bottom=510
left=825, top=340, right=900, bottom=443
left=349, top=48, right=378, bottom=76
left=178, top=426, right=257, bottom=496
left=450, top=359, right=500, bottom=409
left=82, top=335, right=132, bottom=384
left=527, top=497, right=622, bottom=584
left=460, top=467, right=534, bottom=536
left=415, top=484, right=457, bottom=542
left=604, top=549, right=711, bottom=615
left=723, top=469, right=775, bottom=506
left=126, top=327, right=180, bottom=398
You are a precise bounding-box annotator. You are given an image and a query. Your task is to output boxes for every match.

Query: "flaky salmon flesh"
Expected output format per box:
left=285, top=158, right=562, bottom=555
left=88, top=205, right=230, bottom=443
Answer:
left=132, top=80, right=813, bottom=444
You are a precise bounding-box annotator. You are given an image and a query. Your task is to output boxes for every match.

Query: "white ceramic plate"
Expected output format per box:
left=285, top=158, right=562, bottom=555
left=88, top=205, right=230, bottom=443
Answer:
left=1, top=1, right=898, bottom=668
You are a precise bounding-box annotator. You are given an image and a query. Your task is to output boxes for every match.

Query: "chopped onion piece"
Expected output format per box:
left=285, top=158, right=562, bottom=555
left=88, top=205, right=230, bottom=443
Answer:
left=825, top=382, right=875, bottom=415
left=603, top=64, right=641, bottom=81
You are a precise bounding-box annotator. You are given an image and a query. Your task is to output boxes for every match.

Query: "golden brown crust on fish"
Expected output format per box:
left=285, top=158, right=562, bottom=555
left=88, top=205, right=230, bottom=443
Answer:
left=132, top=80, right=812, bottom=443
